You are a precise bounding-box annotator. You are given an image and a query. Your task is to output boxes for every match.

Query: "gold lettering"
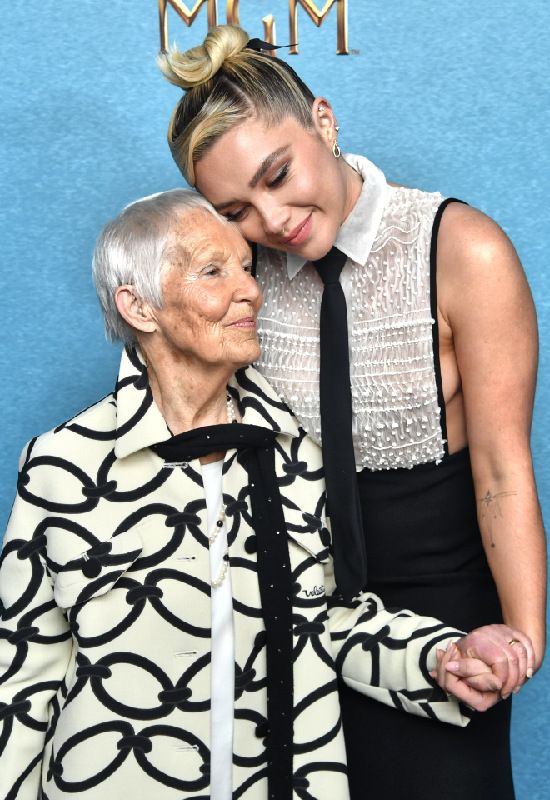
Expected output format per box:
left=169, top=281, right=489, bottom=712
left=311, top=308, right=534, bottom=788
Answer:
left=289, top=0, right=348, bottom=55
left=158, top=1, right=349, bottom=56
left=226, top=0, right=240, bottom=25
left=158, top=0, right=218, bottom=50
left=262, top=15, right=277, bottom=53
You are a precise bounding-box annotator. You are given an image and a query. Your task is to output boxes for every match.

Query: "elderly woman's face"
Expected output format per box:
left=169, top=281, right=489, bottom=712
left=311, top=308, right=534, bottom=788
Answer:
left=153, top=211, right=262, bottom=370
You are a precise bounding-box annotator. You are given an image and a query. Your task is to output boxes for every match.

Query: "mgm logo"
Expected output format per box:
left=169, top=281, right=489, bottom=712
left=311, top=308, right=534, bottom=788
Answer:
left=158, top=0, right=349, bottom=55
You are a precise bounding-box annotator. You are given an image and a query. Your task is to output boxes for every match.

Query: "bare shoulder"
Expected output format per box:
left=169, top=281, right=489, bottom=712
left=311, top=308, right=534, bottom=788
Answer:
left=436, top=203, right=533, bottom=322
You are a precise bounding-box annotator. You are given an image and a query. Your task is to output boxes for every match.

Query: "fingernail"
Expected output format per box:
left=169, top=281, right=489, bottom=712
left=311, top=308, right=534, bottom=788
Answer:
left=446, top=661, right=460, bottom=672
left=526, top=668, right=533, bottom=679
left=502, top=693, right=511, bottom=700
left=513, top=687, right=521, bottom=694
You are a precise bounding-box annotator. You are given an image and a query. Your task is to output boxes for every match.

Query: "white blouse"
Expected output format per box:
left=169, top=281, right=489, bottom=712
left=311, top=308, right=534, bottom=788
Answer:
left=201, top=459, right=234, bottom=800
left=254, top=154, right=446, bottom=472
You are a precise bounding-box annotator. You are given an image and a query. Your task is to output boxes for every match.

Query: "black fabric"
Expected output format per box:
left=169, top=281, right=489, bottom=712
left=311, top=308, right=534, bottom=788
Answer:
left=154, top=424, right=293, bottom=800
left=250, top=241, right=258, bottom=278
left=340, top=447, right=514, bottom=799
left=429, top=197, right=466, bottom=458
left=313, top=247, right=367, bottom=600
left=245, top=38, right=286, bottom=52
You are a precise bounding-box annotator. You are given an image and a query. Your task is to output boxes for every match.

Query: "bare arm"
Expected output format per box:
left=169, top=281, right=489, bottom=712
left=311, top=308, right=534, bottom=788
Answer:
left=438, top=203, right=546, bottom=671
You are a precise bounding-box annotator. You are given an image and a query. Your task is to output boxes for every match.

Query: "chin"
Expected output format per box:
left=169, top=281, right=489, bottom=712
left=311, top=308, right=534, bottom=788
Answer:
left=231, top=344, right=261, bottom=370
left=295, top=232, right=338, bottom=262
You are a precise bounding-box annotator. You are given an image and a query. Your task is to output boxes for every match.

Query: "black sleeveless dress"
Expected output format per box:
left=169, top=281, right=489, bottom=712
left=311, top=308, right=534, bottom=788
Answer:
left=340, top=448, right=514, bottom=799
left=339, top=201, right=515, bottom=800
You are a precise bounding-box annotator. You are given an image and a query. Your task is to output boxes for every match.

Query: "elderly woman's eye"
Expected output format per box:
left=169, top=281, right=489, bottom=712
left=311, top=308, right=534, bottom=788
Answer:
left=203, top=264, right=220, bottom=277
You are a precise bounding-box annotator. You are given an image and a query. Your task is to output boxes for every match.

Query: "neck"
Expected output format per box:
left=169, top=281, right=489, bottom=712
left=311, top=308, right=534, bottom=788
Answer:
left=139, top=342, right=234, bottom=436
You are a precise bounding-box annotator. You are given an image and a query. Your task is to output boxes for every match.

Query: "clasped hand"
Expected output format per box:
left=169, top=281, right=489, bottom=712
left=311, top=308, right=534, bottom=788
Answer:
left=431, top=624, right=534, bottom=712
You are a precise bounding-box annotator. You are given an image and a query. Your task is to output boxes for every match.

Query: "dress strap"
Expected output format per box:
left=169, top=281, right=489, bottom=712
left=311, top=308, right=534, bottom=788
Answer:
left=429, top=198, right=467, bottom=458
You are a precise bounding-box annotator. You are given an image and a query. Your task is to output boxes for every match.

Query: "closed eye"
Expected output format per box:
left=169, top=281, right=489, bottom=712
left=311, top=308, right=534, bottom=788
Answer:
left=267, top=163, right=289, bottom=188
left=223, top=207, right=247, bottom=223
left=202, top=264, right=221, bottom=277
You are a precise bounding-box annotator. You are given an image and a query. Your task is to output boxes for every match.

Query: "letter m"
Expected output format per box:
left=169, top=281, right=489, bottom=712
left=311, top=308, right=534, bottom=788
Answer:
left=289, top=0, right=348, bottom=55
left=158, top=0, right=218, bottom=51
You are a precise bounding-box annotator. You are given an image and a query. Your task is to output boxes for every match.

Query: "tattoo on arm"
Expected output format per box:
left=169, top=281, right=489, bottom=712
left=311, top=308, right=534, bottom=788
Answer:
left=479, top=490, right=518, bottom=548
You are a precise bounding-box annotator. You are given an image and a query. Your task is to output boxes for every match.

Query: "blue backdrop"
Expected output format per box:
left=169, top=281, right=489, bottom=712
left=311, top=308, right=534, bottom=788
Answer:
left=1, top=2, right=548, bottom=796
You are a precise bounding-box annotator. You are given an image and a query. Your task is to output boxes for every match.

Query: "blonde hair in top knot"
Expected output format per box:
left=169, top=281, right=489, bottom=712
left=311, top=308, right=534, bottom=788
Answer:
left=158, top=25, right=316, bottom=186
left=159, top=25, right=248, bottom=89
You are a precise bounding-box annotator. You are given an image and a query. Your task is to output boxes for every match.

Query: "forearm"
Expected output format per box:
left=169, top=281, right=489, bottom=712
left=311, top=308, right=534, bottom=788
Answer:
left=328, top=593, right=471, bottom=726
left=472, top=450, right=547, bottom=669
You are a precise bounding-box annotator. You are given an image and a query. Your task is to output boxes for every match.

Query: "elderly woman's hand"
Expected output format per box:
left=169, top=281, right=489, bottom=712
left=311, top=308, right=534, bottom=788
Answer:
left=431, top=643, right=503, bottom=712
left=454, top=624, right=535, bottom=697
left=431, top=623, right=535, bottom=710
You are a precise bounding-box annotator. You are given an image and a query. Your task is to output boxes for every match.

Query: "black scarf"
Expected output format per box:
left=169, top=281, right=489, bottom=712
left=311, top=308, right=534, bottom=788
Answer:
left=153, top=423, right=294, bottom=800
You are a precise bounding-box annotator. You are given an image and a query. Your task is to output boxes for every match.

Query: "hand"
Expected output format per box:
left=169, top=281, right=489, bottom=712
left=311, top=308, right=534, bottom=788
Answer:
left=454, top=624, right=534, bottom=698
left=431, top=643, right=502, bottom=712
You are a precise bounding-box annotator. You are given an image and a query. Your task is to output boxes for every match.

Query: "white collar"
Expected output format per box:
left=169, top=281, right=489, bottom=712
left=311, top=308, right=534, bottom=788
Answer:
left=114, top=348, right=300, bottom=459
left=285, top=154, right=388, bottom=280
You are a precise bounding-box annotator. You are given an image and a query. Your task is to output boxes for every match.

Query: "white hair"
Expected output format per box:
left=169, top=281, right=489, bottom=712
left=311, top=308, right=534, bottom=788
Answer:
left=92, top=189, right=227, bottom=344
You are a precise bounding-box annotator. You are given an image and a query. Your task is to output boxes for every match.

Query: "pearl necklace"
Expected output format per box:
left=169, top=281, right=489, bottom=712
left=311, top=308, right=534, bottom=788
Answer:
left=226, top=392, right=236, bottom=424
left=209, top=505, right=229, bottom=588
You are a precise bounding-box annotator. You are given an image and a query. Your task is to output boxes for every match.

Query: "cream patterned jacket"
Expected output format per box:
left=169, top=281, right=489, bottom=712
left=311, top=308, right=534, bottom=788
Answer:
left=0, top=349, right=469, bottom=800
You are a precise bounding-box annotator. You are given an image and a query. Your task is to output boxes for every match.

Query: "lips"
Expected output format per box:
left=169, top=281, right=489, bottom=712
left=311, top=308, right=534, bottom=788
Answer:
left=228, top=316, right=257, bottom=328
left=281, top=213, right=312, bottom=247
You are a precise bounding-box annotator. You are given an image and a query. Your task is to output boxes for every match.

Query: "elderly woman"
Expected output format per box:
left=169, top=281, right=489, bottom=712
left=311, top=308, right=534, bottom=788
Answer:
left=0, top=190, right=505, bottom=800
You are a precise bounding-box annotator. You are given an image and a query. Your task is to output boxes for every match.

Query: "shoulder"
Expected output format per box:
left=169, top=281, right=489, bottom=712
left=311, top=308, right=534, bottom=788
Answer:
left=22, top=392, right=117, bottom=463
left=436, top=203, right=533, bottom=324
left=438, top=203, right=519, bottom=270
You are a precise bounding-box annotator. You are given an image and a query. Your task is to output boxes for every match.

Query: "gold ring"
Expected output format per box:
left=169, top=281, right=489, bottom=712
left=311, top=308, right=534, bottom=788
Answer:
left=508, top=639, right=521, bottom=646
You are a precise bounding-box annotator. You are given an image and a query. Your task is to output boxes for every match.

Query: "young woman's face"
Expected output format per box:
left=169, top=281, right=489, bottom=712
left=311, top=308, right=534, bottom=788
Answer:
left=194, top=105, right=355, bottom=261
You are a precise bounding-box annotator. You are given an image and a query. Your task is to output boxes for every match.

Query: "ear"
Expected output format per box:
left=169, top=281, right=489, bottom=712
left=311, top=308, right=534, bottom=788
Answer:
left=114, top=286, right=158, bottom=335
left=311, top=96, right=338, bottom=150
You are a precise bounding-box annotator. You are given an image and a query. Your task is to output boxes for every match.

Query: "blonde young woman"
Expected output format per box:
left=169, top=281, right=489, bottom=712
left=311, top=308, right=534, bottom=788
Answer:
left=158, top=25, right=546, bottom=800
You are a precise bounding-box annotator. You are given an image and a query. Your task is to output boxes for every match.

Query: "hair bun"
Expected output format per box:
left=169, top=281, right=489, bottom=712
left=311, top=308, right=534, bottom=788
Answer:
left=158, top=25, right=249, bottom=90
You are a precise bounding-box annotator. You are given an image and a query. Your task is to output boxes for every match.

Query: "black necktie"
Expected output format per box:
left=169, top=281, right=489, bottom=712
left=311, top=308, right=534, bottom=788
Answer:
left=313, top=247, right=367, bottom=600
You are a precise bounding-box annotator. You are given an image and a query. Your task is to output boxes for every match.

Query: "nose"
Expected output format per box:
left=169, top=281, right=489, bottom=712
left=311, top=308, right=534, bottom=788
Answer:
left=256, top=196, right=290, bottom=237
left=233, top=266, right=262, bottom=307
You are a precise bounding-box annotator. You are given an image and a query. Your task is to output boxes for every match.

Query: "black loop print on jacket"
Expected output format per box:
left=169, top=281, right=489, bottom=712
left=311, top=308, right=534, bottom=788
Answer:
left=0, top=536, right=45, bottom=620
left=51, top=722, right=210, bottom=793
left=293, top=761, right=348, bottom=800
left=95, top=451, right=171, bottom=503
left=276, top=430, right=324, bottom=485
left=18, top=456, right=100, bottom=514
left=293, top=678, right=341, bottom=755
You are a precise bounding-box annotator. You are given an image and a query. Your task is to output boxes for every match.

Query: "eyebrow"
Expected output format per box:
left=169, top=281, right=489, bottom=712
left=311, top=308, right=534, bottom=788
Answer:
left=249, top=145, right=289, bottom=188
left=213, top=145, right=290, bottom=212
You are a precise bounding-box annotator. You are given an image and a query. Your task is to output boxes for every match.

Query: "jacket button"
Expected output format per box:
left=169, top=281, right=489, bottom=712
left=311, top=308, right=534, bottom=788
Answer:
left=82, top=558, right=102, bottom=578
left=244, top=536, right=257, bottom=554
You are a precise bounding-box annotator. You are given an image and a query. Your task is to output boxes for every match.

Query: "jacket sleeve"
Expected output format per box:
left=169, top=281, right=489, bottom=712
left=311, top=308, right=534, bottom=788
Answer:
left=0, top=442, right=73, bottom=800
left=326, top=572, right=471, bottom=727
